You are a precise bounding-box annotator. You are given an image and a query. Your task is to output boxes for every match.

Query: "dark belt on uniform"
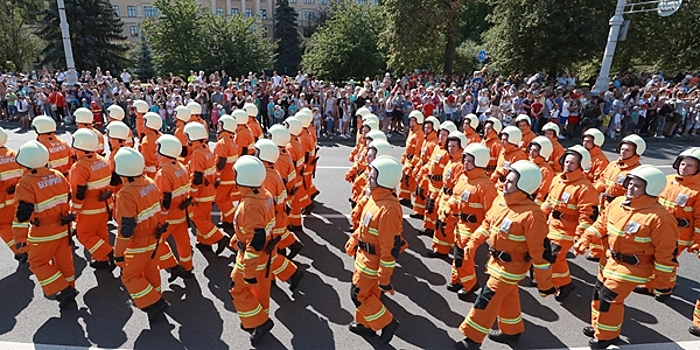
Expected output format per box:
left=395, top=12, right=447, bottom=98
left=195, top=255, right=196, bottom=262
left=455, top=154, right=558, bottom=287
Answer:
left=488, top=247, right=530, bottom=262
left=552, top=210, right=577, bottom=221
left=237, top=241, right=246, bottom=252
left=603, top=193, right=617, bottom=203
left=485, top=165, right=497, bottom=172
left=609, top=249, right=653, bottom=266
left=407, top=154, right=414, bottom=160
left=429, top=175, right=443, bottom=182
left=455, top=213, right=477, bottom=223
left=677, top=218, right=690, bottom=228
left=358, top=240, right=376, bottom=255
left=442, top=187, right=453, bottom=195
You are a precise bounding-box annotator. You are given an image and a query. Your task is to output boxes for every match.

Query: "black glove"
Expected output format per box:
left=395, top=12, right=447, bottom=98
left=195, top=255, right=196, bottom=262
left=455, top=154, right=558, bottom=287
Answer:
left=179, top=197, right=193, bottom=210
left=6, top=186, right=15, bottom=195
left=244, top=277, right=258, bottom=285
left=98, top=190, right=113, bottom=201
left=61, top=213, right=76, bottom=225
left=378, top=284, right=395, bottom=295
left=539, top=287, right=557, bottom=297
left=214, top=179, right=221, bottom=188
left=426, top=199, right=435, bottom=214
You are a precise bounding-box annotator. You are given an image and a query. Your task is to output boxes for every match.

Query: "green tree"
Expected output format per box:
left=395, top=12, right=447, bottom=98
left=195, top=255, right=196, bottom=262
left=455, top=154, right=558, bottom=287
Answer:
left=134, top=39, right=157, bottom=80
left=273, top=0, right=302, bottom=75
left=0, top=0, right=45, bottom=70
left=37, top=0, right=129, bottom=71
left=302, top=0, right=386, bottom=82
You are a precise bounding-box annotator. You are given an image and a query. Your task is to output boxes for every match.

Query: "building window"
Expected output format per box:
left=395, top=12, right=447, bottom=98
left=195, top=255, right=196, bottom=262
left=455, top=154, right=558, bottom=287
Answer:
left=216, top=7, right=223, bottom=16
left=245, top=9, right=252, bottom=17
left=127, top=6, right=136, bottom=17
left=302, top=11, right=315, bottom=21
left=290, top=0, right=296, bottom=3
left=259, top=9, right=267, bottom=19
left=231, top=8, right=239, bottom=16
left=321, top=0, right=327, bottom=3
left=356, top=0, right=367, bottom=4
left=261, top=0, right=265, bottom=2
left=113, top=5, right=119, bottom=16
left=130, top=26, right=139, bottom=36
left=304, top=0, right=315, bottom=3
left=144, top=6, right=157, bottom=17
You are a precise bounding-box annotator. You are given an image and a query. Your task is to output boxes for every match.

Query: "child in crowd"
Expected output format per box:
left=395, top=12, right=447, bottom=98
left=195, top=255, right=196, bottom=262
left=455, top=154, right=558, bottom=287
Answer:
left=313, top=107, right=322, bottom=138
left=273, top=104, right=284, bottom=124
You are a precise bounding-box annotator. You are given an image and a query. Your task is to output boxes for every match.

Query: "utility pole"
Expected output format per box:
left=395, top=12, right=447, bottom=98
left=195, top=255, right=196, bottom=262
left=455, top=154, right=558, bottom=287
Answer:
left=57, top=0, right=78, bottom=86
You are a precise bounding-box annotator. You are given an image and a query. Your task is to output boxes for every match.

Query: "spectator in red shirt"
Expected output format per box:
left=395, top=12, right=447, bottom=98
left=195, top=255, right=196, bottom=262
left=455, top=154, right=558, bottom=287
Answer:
left=530, top=92, right=544, bottom=133
left=48, top=88, right=66, bottom=123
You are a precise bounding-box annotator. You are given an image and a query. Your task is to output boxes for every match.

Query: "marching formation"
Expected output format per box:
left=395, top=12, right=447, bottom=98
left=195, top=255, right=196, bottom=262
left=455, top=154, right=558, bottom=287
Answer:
left=0, top=101, right=320, bottom=345
left=342, top=108, right=700, bottom=349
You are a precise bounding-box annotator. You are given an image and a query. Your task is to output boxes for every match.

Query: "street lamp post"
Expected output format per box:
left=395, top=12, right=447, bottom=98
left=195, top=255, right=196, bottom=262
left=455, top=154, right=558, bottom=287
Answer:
left=592, top=0, right=627, bottom=94
left=57, top=0, right=78, bottom=86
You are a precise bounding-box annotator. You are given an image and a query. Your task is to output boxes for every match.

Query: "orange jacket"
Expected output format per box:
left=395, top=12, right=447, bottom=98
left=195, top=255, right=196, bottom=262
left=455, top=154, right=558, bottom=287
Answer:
left=139, top=129, right=160, bottom=176
left=580, top=196, right=678, bottom=289
left=531, top=156, right=555, bottom=205
left=0, top=147, right=23, bottom=213
left=345, top=149, right=368, bottom=183
left=154, top=159, right=190, bottom=225
left=248, top=117, right=263, bottom=141
left=347, top=188, right=404, bottom=286
left=349, top=142, right=366, bottom=163
left=464, top=128, right=481, bottom=145
left=307, top=125, right=318, bottom=144
left=547, top=137, right=564, bottom=173
left=188, top=116, right=209, bottom=133
left=541, top=168, right=598, bottom=239
left=80, top=125, right=105, bottom=155
left=519, top=130, right=536, bottom=152
left=444, top=168, right=497, bottom=247
left=658, top=173, right=700, bottom=249
left=481, top=131, right=502, bottom=173
left=275, top=147, right=298, bottom=196
left=114, top=176, right=163, bottom=256
left=174, top=121, right=192, bottom=164
left=402, top=125, right=425, bottom=171
left=69, top=153, right=113, bottom=216
left=235, top=125, right=255, bottom=157
left=233, top=187, right=275, bottom=280
left=37, top=134, right=72, bottom=176
left=412, top=131, right=438, bottom=178
left=135, top=113, right=146, bottom=138
left=594, top=155, right=642, bottom=203
left=585, top=146, right=610, bottom=183
left=287, top=137, right=306, bottom=182
left=437, top=152, right=464, bottom=209
left=263, top=165, right=288, bottom=237
left=214, top=132, right=238, bottom=186
left=188, top=142, right=217, bottom=203
left=299, top=129, right=316, bottom=177
left=490, top=143, right=528, bottom=184
left=422, top=147, right=449, bottom=197
left=108, top=137, right=133, bottom=166
left=12, top=168, right=70, bottom=244
left=468, top=191, right=553, bottom=290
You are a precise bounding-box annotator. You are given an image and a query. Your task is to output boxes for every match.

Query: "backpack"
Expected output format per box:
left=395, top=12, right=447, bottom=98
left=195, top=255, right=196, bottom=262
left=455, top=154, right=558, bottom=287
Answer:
left=581, top=100, right=601, bottom=120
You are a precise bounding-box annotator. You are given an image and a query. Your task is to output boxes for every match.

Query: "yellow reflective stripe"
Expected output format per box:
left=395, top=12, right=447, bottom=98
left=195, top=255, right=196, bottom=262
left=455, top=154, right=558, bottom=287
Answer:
left=28, top=230, right=68, bottom=243
left=144, top=165, right=157, bottom=173
left=367, top=227, right=379, bottom=236
left=548, top=231, right=575, bottom=241
left=603, top=269, right=650, bottom=284
left=65, top=275, right=75, bottom=282
left=72, top=203, right=83, bottom=209
left=507, top=234, right=526, bottom=242
left=364, top=305, right=387, bottom=322
left=0, top=168, right=22, bottom=180
left=272, top=255, right=290, bottom=275
left=88, top=239, right=106, bottom=254
left=0, top=198, right=14, bottom=208
left=194, top=196, right=216, bottom=202
left=552, top=271, right=570, bottom=279
left=226, top=155, right=238, bottom=163
left=80, top=207, right=107, bottom=215
left=467, top=202, right=484, bottom=208
left=200, top=226, right=219, bottom=239
left=244, top=251, right=259, bottom=259
left=204, top=166, right=216, bottom=176
left=86, top=176, right=111, bottom=190
left=487, top=264, right=526, bottom=282
left=633, top=236, right=651, bottom=243
left=159, top=251, right=174, bottom=261
left=130, top=285, right=154, bottom=299
left=39, top=271, right=63, bottom=286
left=219, top=180, right=236, bottom=185
left=679, top=239, right=693, bottom=246
left=595, top=321, right=621, bottom=332
left=125, top=243, right=158, bottom=254
left=533, top=262, right=551, bottom=270
left=180, top=254, right=192, bottom=262
left=380, top=259, right=396, bottom=268
left=355, top=259, right=378, bottom=276
left=238, top=304, right=263, bottom=318
left=607, top=223, right=625, bottom=237
left=35, top=193, right=69, bottom=213
left=476, top=227, right=489, bottom=238
left=587, top=226, right=604, bottom=239
left=578, top=222, right=592, bottom=230
left=466, top=316, right=490, bottom=334
left=48, top=157, right=69, bottom=168
left=136, top=202, right=160, bottom=223
left=6, top=238, right=15, bottom=247
left=497, top=314, right=523, bottom=325
left=683, top=207, right=694, bottom=212
left=432, top=236, right=452, bottom=247
left=12, top=221, right=29, bottom=229
left=167, top=216, right=187, bottom=225
left=654, top=262, right=675, bottom=273
left=172, top=184, right=190, bottom=198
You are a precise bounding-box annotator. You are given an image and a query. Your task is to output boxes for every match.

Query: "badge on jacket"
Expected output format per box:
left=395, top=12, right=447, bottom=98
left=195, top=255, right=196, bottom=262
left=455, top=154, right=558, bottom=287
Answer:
left=676, top=194, right=689, bottom=207
left=615, top=175, right=626, bottom=185
left=499, top=218, right=512, bottom=234
left=363, top=212, right=372, bottom=227
left=561, top=192, right=571, bottom=203
left=461, top=190, right=471, bottom=202
left=624, top=221, right=640, bottom=235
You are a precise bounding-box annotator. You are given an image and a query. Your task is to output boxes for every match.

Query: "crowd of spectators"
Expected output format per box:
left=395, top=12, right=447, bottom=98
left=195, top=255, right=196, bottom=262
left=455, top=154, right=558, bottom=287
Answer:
left=2, top=67, right=700, bottom=141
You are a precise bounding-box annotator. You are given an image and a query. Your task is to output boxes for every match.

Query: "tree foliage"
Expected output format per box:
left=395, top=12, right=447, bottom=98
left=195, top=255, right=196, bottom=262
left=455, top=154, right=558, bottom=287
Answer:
left=302, top=0, right=386, bottom=82
left=134, top=40, right=157, bottom=80
left=273, top=0, right=302, bottom=75
left=0, top=0, right=45, bottom=70
left=37, top=0, right=130, bottom=71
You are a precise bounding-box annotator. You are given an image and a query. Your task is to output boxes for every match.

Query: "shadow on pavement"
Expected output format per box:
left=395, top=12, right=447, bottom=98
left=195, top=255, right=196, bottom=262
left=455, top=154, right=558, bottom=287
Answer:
left=0, top=266, right=34, bottom=335
left=382, top=296, right=455, bottom=350
left=132, top=320, right=184, bottom=350
left=82, top=270, right=132, bottom=348
left=33, top=306, right=91, bottom=347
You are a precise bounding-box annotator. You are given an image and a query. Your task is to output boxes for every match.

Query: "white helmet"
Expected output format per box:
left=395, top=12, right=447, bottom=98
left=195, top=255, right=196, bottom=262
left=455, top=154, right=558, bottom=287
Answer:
left=144, top=112, right=162, bottom=131
left=243, top=103, right=259, bottom=118
left=582, top=128, right=605, bottom=147
left=107, top=105, right=125, bottom=121
left=219, top=115, right=237, bottom=133
left=234, top=155, right=266, bottom=188
left=133, top=100, right=149, bottom=114
left=439, top=121, right=457, bottom=134
left=365, top=130, right=387, bottom=142
left=616, top=134, right=646, bottom=156
left=447, top=131, right=468, bottom=149
left=295, top=110, right=312, bottom=128
left=363, top=114, right=380, bottom=125
left=269, top=125, right=290, bottom=147
left=507, top=160, right=542, bottom=195
left=285, top=117, right=303, bottom=136
left=233, top=110, right=248, bottom=125
left=255, top=139, right=279, bottom=164
left=673, top=147, right=700, bottom=174
left=184, top=122, right=208, bottom=141
left=408, top=110, right=425, bottom=124
left=499, top=126, right=522, bottom=146
left=485, top=117, right=503, bottom=134
left=542, top=122, right=560, bottom=137
left=16, top=140, right=49, bottom=169
left=463, top=143, right=490, bottom=168
left=371, top=156, right=402, bottom=189
left=114, top=147, right=145, bottom=177
left=529, top=136, right=553, bottom=159
left=32, top=115, right=57, bottom=134
left=187, top=101, right=202, bottom=115
left=0, top=126, right=6, bottom=147
left=356, top=107, right=371, bottom=118
left=515, top=114, right=531, bottom=126
left=363, top=119, right=379, bottom=132
left=157, top=134, right=183, bottom=159
left=174, top=105, right=191, bottom=122
left=72, top=128, right=99, bottom=152
left=463, top=113, right=478, bottom=129
left=624, top=165, right=667, bottom=197
left=560, top=145, right=591, bottom=170
left=368, top=139, right=392, bottom=157
left=299, top=107, right=312, bottom=115
left=424, top=116, right=440, bottom=129
left=106, top=121, right=130, bottom=140
left=74, top=107, right=93, bottom=124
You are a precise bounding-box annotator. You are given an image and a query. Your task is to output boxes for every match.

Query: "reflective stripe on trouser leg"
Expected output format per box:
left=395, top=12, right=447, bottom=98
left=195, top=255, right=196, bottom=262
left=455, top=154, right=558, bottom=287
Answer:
left=459, top=276, right=519, bottom=343
left=29, top=235, right=74, bottom=296
left=170, top=222, right=193, bottom=271
left=398, top=174, right=416, bottom=200
left=192, top=202, right=224, bottom=245
left=121, top=240, right=162, bottom=309
left=215, top=184, right=236, bottom=222
left=432, top=218, right=455, bottom=255
left=230, top=255, right=273, bottom=329
left=592, top=277, right=636, bottom=341
left=76, top=212, right=112, bottom=261
left=271, top=251, right=297, bottom=282
left=156, top=240, right=179, bottom=270
left=352, top=270, right=393, bottom=331
left=451, top=257, right=477, bottom=291
left=550, top=239, right=574, bottom=288
left=497, top=282, right=524, bottom=335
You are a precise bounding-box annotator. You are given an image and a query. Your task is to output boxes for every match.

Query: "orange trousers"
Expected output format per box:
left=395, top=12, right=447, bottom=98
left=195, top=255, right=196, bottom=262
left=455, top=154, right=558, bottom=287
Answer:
left=450, top=228, right=477, bottom=290
left=639, top=243, right=685, bottom=293
left=271, top=251, right=297, bottom=282
left=277, top=227, right=297, bottom=250
left=459, top=276, right=525, bottom=343
left=0, top=205, right=19, bottom=254
left=590, top=276, right=636, bottom=341
left=192, top=201, right=224, bottom=245
left=398, top=172, right=416, bottom=200
left=230, top=256, right=273, bottom=329
left=76, top=212, right=112, bottom=262
left=158, top=221, right=194, bottom=271
left=288, top=187, right=308, bottom=227
left=693, top=294, right=700, bottom=329
left=215, top=184, right=237, bottom=224
left=121, top=237, right=162, bottom=309
left=28, top=231, right=75, bottom=297
left=413, top=178, right=428, bottom=216
left=422, top=187, right=441, bottom=231
left=432, top=216, right=455, bottom=254
left=550, top=238, right=574, bottom=288
left=351, top=271, right=394, bottom=331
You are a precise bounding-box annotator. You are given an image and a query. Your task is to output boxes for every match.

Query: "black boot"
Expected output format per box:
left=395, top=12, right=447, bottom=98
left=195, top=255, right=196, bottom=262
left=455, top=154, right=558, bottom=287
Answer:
left=250, top=319, right=274, bottom=344
left=582, top=326, right=595, bottom=338
left=195, top=243, right=212, bottom=252
left=286, top=241, right=304, bottom=260
left=555, top=282, right=576, bottom=302
left=240, top=323, right=254, bottom=334
left=288, top=225, right=303, bottom=233
left=287, top=269, right=304, bottom=292
left=167, top=265, right=193, bottom=282
left=457, top=284, right=480, bottom=302
left=689, top=326, right=700, bottom=337
left=633, top=285, right=654, bottom=296
left=419, top=228, right=435, bottom=237
left=446, top=283, right=462, bottom=293
left=144, top=298, right=170, bottom=323
left=454, top=338, right=481, bottom=350
left=588, top=337, right=619, bottom=349
left=398, top=198, right=413, bottom=208
left=14, top=252, right=28, bottom=264
left=90, top=260, right=114, bottom=271
left=215, top=235, right=229, bottom=255
left=348, top=322, right=376, bottom=336
left=409, top=213, right=424, bottom=220
left=217, top=221, right=234, bottom=229
left=57, top=286, right=79, bottom=309
left=425, top=250, right=448, bottom=259
left=487, top=329, right=521, bottom=343
left=378, top=319, right=399, bottom=344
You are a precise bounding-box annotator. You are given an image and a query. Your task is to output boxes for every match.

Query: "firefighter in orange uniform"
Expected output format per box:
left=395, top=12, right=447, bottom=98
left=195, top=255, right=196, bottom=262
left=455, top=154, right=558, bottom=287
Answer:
left=244, top=102, right=263, bottom=141
left=105, top=121, right=132, bottom=167
left=183, top=122, right=229, bottom=254
left=284, top=117, right=310, bottom=230
left=349, top=108, right=373, bottom=162
left=187, top=102, right=209, bottom=133
left=582, top=128, right=609, bottom=183
left=229, top=155, right=276, bottom=344
left=574, top=165, right=678, bottom=349
left=590, top=134, right=645, bottom=261
left=345, top=120, right=379, bottom=196
left=398, top=111, right=425, bottom=206
left=233, top=110, right=255, bottom=156
left=528, top=136, right=555, bottom=205
left=112, top=147, right=170, bottom=323
left=213, top=115, right=239, bottom=229
left=255, top=140, right=305, bottom=291
left=349, top=140, right=394, bottom=231
left=32, top=116, right=72, bottom=176
left=431, top=131, right=468, bottom=258
left=490, top=126, right=528, bottom=188
left=139, top=112, right=162, bottom=179
left=455, top=160, right=555, bottom=350
left=74, top=107, right=105, bottom=155
left=12, top=141, right=78, bottom=308
left=349, top=130, right=386, bottom=207
left=299, top=108, right=318, bottom=145
left=480, top=117, right=503, bottom=177
left=409, top=116, right=440, bottom=219
left=133, top=99, right=149, bottom=139
left=540, top=145, right=598, bottom=301
left=153, top=135, right=194, bottom=282
left=0, top=127, right=25, bottom=261
left=296, top=110, right=320, bottom=202
left=173, top=105, right=192, bottom=164
left=514, top=114, right=536, bottom=152
left=106, top=105, right=134, bottom=147
left=462, top=113, right=481, bottom=144
left=541, top=122, right=565, bottom=173
left=344, top=156, right=403, bottom=344
left=444, top=143, right=497, bottom=301
left=69, top=129, right=115, bottom=270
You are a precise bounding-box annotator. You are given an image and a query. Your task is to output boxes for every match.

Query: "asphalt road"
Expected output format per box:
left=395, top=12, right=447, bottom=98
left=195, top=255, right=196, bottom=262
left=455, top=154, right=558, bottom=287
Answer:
left=1, top=124, right=699, bottom=350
